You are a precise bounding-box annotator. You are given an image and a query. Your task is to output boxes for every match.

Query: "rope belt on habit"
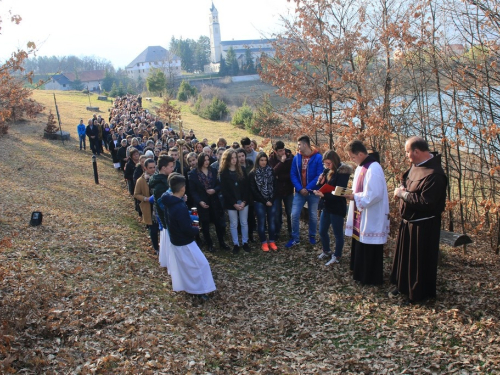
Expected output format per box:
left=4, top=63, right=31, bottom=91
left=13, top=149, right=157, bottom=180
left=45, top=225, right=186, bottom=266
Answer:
left=402, top=216, right=435, bottom=224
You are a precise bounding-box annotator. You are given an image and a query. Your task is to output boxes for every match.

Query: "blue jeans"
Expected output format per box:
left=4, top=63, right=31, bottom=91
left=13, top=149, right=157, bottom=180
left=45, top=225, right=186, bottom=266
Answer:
left=274, top=193, right=293, bottom=238
left=319, top=211, right=345, bottom=257
left=228, top=206, right=249, bottom=246
left=254, top=201, right=277, bottom=243
left=79, top=135, right=86, bottom=150
left=291, top=192, right=320, bottom=241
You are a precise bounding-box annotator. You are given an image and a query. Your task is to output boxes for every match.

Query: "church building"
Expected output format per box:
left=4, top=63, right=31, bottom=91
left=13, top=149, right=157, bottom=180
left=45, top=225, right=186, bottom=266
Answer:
left=206, top=2, right=275, bottom=73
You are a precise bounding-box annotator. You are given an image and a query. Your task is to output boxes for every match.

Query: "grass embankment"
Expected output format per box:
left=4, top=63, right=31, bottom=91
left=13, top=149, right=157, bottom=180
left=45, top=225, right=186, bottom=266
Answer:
left=0, top=90, right=499, bottom=373
left=33, top=90, right=266, bottom=147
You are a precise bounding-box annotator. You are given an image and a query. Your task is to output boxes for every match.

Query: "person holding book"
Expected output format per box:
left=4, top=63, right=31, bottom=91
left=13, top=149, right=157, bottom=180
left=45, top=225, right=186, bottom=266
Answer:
left=313, top=150, right=353, bottom=265
left=162, top=174, right=216, bottom=300
left=343, top=140, right=390, bottom=285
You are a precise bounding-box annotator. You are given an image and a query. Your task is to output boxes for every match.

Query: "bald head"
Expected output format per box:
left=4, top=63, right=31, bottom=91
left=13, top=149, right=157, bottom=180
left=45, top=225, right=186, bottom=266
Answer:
left=405, top=137, right=432, bottom=165
left=406, top=136, right=430, bottom=152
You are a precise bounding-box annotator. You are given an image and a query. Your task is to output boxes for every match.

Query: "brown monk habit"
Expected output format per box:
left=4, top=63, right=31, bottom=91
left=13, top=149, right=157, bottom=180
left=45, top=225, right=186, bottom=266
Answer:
left=390, top=153, right=448, bottom=302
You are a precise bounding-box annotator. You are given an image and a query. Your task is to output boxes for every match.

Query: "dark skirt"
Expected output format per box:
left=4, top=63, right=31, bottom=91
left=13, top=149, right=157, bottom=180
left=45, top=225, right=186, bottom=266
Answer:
left=350, top=238, right=384, bottom=285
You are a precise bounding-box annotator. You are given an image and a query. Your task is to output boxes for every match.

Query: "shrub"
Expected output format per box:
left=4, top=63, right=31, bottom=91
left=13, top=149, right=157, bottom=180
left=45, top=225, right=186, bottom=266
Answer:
left=177, top=80, right=197, bottom=102
left=231, top=102, right=253, bottom=129
left=203, top=97, right=228, bottom=121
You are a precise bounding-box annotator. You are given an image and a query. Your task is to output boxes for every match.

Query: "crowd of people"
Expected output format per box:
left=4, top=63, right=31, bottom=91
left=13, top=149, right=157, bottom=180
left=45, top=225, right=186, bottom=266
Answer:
left=78, top=94, right=448, bottom=304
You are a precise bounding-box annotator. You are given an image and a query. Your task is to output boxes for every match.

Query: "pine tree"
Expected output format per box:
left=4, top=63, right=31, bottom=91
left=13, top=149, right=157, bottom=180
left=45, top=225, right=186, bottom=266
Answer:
left=109, top=82, right=118, bottom=97
left=218, top=56, right=228, bottom=77
left=44, top=110, right=58, bottom=133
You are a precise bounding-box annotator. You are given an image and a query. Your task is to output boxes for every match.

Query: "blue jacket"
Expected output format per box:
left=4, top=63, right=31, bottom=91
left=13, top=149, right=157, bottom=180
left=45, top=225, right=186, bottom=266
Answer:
left=290, top=150, right=323, bottom=192
left=77, top=123, right=86, bottom=137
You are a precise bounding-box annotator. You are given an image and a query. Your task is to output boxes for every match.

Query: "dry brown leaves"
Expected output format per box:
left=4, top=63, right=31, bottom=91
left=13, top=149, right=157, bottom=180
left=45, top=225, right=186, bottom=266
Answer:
left=0, top=116, right=499, bottom=374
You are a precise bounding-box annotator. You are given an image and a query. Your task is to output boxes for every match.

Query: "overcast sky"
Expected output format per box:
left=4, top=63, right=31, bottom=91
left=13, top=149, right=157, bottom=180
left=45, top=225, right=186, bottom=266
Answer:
left=1, top=0, right=295, bottom=69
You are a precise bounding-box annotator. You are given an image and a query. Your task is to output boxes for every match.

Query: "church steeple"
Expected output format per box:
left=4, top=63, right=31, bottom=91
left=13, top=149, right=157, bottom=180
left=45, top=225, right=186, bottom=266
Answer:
left=209, top=2, right=222, bottom=63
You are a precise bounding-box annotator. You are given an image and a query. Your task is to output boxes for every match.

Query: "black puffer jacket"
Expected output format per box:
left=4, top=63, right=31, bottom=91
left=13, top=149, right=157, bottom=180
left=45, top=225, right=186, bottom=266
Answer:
left=268, top=149, right=294, bottom=196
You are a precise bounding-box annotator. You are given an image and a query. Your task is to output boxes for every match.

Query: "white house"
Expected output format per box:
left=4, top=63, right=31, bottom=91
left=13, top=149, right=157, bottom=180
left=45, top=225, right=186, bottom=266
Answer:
left=126, top=46, right=181, bottom=80
left=45, top=74, right=72, bottom=91
left=45, top=70, right=105, bottom=91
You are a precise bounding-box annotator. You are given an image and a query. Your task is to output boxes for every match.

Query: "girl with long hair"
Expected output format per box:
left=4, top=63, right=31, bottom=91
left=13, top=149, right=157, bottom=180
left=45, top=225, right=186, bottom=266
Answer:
left=248, top=152, right=277, bottom=251
left=219, top=149, right=251, bottom=253
left=188, top=153, right=229, bottom=252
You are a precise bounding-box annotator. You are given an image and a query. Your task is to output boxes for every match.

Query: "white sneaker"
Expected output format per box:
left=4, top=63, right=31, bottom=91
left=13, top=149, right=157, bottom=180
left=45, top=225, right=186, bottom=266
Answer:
left=317, top=251, right=332, bottom=260
left=325, top=255, right=340, bottom=265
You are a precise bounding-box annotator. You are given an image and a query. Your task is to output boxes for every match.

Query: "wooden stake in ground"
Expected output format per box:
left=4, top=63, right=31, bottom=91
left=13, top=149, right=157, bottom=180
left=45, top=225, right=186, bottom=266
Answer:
left=53, top=93, right=64, bottom=145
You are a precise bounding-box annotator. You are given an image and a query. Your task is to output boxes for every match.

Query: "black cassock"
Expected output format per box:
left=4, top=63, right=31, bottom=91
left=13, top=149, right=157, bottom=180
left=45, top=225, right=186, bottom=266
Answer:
left=390, top=153, right=448, bottom=302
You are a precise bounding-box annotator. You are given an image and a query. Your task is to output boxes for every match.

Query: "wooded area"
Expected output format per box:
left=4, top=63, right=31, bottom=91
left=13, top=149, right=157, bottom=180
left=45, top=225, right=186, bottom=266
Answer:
left=259, top=0, right=500, bottom=252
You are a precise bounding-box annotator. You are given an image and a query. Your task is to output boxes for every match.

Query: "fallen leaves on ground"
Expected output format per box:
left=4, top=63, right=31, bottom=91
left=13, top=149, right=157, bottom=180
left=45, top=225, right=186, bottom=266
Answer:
left=0, top=117, right=499, bottom=374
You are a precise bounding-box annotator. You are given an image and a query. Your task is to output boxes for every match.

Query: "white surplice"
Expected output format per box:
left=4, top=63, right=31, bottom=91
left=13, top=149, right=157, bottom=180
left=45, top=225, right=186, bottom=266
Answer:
left=168, top=241, right=216, bottom=294
left=159, top=229, right=172, bottom=274
left=345, top=161, right=390, bottom=244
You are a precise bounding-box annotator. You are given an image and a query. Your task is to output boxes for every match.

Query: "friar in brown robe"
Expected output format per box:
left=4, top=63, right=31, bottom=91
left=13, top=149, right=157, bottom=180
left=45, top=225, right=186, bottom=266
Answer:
left=390, top=137, right=448, bottom=303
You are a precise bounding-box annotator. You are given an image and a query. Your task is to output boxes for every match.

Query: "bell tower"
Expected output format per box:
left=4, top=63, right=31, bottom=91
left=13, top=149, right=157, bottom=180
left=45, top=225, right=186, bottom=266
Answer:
left=209, top=2, right=222, bottom=63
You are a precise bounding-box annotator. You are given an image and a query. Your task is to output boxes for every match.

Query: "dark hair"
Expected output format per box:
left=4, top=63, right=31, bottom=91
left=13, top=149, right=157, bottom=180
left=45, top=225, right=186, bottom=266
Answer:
left=236, top=148, right=246, bottom=157
left=240, top=137, right=251, bottom=147
left=129, top=147, right=139, bottom=158
left=274, top=140, right=285, bottom=151
left=197, top=152, right=210, bottom=169
left=167, top=172, right=181, bottom=184
left=231, top=142, right=240, bottom=149
left=297, top=135, right=310, bottom=147
left=251, top=152, right=269, bottom=174
left=345, top=140, right=367, bottom=155
left=169, top=174, right=186, bottom=194
left=144, top=158, right=155, bottom=169
left=158, top=155, right=175, bottom=171
left=407, top=136, right=430, bottom=152
left=168, top=147, right=179, bottom=153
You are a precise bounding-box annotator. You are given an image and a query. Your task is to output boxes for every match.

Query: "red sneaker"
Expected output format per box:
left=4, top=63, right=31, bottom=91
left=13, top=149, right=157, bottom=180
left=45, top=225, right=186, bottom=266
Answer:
left=269, top=242, right=278, bottom=251
left=261, top=243, right=270, bottom=252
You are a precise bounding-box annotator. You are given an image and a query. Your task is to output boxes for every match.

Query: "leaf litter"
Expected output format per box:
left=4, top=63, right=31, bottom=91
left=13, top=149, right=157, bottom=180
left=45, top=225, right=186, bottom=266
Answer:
left=0, top=117, right=499, bottom=374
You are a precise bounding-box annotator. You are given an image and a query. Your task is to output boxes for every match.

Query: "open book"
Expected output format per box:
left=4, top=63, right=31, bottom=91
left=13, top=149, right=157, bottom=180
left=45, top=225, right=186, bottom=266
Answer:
left=333, top=186, right=353, bottom=196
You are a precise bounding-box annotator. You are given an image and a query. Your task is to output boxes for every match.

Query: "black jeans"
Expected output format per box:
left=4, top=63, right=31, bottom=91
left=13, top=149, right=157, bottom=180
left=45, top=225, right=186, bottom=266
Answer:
left=148, top=222, right=159, bottom=252
left=89, top=137, right=100, bottom=155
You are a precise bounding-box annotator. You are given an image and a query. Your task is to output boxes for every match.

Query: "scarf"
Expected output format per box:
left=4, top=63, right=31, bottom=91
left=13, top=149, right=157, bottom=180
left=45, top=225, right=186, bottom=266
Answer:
left=197, top=168, right=213, bottom=190
left=255, top=165, right=274, bottom=201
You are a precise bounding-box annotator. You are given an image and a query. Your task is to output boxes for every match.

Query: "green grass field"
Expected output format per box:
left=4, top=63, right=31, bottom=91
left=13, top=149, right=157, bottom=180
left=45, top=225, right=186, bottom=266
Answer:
left=33, top=90, right=271, bottom=150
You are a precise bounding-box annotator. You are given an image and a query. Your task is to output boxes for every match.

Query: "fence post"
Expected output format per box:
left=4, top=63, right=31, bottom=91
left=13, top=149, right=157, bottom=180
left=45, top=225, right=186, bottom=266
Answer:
left=92, top=155, right=99, bottom=184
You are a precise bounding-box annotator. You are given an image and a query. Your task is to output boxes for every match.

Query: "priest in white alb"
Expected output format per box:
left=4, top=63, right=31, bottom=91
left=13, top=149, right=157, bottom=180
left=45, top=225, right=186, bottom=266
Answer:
left=344, top=140, right=390, bottom=285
